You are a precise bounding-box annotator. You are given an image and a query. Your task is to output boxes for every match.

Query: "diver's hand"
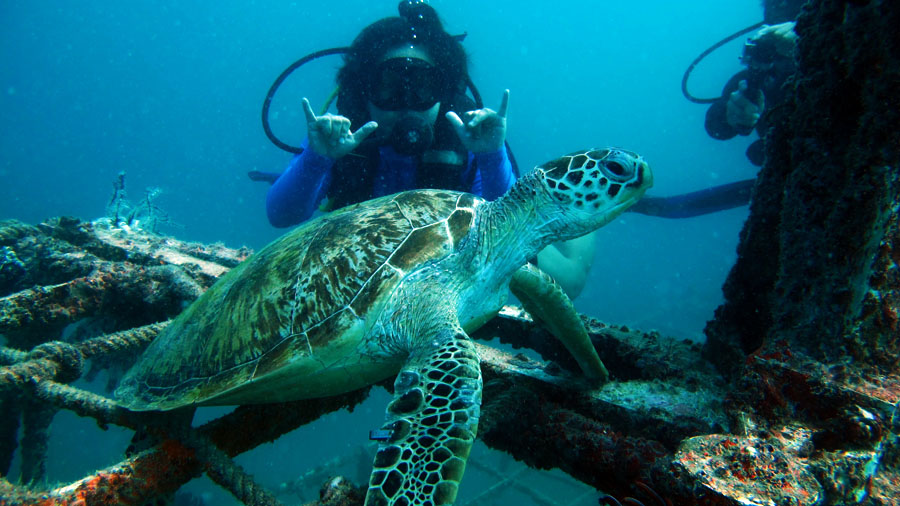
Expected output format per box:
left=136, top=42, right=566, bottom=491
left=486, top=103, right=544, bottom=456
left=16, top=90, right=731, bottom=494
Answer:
left=752, top=21, right=797, bottom=58
left=303, top=98, right=377, bottom=159
left=726, top=81, right=764, bottom=131
left=446, top=89, right=509, bottom=154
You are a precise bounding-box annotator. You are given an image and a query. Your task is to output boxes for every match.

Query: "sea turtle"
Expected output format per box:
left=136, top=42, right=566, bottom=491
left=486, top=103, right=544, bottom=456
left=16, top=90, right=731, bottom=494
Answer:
left=115, top=147, right=652, bottom=505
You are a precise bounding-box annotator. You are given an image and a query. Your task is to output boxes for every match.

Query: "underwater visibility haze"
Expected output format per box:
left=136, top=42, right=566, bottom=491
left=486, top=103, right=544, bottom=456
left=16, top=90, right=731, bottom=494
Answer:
left=1, top=0, right=763, bottom=338
left=0, top=0, right=803, bottom=504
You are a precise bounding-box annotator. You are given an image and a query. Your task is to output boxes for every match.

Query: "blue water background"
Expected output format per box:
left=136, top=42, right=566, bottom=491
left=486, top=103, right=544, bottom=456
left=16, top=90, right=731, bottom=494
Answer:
left=2, top=0, right=763, bottom=503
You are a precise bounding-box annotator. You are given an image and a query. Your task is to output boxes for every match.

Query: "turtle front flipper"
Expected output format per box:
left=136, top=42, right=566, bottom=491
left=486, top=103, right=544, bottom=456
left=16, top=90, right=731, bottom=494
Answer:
left=366, top=326, right=482, bottom=506
left=511, top=262, right=609, bottom=384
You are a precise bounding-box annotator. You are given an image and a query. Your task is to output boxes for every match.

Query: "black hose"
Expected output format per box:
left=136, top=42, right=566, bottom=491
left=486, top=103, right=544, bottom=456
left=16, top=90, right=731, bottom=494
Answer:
left=466, top=75, right=483, bottom=109
left=681, top=21, right=764, bottom=104
left=262, top=32, right=471, bottom=154
left=261, top=47, right=350, bottom=154
left=629, top=178, right=755, bottom=218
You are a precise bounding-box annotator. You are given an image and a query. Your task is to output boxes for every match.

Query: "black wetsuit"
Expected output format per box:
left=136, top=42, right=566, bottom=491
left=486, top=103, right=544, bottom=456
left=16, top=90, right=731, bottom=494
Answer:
left=704, top=0, right=804, bottom=166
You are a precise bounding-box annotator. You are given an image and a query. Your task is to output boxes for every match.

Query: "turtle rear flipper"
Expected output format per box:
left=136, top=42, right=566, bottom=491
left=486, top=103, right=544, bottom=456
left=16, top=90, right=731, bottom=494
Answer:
left=366, top=326, right=481, bottom=506
left=511, top=262, right=609, bottom=384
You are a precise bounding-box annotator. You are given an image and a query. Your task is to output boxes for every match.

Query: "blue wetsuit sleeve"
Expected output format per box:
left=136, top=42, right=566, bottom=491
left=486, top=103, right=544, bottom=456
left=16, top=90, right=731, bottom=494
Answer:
left=266, top=140, right=334, bottom=227
left=471, top=148, right=515, bottom=201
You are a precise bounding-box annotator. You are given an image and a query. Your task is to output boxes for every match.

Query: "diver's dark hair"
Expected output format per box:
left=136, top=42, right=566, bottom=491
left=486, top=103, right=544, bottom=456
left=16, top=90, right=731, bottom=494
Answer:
left=335, top=2, right=468, bottom=127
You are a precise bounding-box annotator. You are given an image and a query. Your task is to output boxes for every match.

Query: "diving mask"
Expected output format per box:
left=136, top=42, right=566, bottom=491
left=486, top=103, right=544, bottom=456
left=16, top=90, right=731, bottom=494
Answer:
left=368, top=57, right=442, bottom=111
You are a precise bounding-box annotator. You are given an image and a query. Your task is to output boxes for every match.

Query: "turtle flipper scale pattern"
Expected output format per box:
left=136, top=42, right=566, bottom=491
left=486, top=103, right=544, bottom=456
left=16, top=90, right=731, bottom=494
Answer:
left=366, top=328, right=481, bottom=506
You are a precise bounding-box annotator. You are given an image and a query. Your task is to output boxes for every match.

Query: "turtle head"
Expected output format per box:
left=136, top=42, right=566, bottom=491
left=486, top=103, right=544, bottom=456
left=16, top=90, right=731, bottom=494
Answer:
left=533, top=147, right=653, bottom=237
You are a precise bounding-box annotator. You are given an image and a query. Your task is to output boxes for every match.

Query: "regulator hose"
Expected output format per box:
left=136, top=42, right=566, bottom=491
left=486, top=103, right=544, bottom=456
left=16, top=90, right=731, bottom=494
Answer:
left=681, top=22, right=764, bottom=104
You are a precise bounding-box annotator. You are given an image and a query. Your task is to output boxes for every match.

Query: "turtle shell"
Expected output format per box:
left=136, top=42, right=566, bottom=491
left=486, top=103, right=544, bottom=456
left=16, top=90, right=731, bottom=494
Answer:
left=116, top=190, right=480, bottom=411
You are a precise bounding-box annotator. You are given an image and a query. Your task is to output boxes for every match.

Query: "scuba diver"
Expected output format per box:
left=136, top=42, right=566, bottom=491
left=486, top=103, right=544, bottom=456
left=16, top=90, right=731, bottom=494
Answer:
left=644, top=0, right=804, bottom=218
left=257, top=1, right=598, bottom=299
left=258, top=1, right=617, bottom=298
left=682, top=0, right=803, bottom=167
left=263, top=0, right=513, bottom=228
left=703, top=21, right=797, bottom=166
left=257, top=0, right=601, bottom=298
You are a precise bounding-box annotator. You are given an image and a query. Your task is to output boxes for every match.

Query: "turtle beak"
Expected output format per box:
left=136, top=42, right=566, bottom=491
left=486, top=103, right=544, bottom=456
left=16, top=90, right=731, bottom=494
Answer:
left=630, top=159, right=653, bottom=191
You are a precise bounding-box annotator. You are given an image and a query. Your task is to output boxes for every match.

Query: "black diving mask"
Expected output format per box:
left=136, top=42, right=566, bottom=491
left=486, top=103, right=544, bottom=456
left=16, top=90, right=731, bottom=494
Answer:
left=368, top=57, right=442, bottom=111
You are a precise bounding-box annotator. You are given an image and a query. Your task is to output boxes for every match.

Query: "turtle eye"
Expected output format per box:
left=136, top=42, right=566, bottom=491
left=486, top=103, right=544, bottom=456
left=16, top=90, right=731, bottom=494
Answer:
left=601, top=159, right=635, bottom=183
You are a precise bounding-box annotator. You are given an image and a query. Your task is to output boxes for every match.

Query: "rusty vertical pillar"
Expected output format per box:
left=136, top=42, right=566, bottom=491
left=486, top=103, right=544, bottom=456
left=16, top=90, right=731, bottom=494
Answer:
left=704, top=0, right=900, bottom=375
